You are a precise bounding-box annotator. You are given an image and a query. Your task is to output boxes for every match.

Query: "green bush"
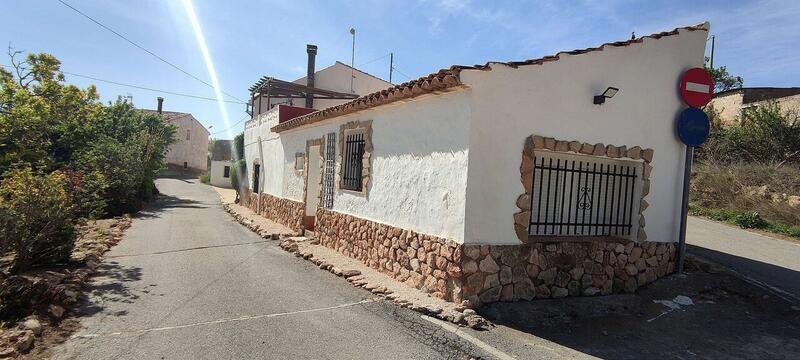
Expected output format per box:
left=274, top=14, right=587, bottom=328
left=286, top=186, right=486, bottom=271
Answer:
left=733, top=211, right=767, bottom=229
left=0, top=168, right=76, bottom=273
left=698, top=102, right=800, bottom=165
left=200, top=174, right=210, bottom=184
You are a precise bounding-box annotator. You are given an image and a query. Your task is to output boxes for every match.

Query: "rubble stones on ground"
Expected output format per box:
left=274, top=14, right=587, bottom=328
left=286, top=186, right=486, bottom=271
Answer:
left=21, top=319, right=42, bottom=336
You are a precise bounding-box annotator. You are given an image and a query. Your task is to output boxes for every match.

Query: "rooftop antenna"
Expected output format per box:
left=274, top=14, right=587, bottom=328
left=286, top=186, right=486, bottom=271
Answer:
left=350, top=27, right=356, bottom=93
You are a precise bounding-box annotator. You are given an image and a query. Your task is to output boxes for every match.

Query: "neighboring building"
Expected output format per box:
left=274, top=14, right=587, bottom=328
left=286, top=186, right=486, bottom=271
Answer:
left=145, top=97, right=210, bottom=173
left=248, top=45, right=393, bottom=117
left=243, top=23, right=709, bottom=306
left=210, top=140, right=232, bottom=188
left=708, top=87, right=800, bottom=125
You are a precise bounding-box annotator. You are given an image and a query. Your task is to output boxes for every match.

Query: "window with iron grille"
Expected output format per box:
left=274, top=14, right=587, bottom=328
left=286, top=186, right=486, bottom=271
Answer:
left=341, top=131, right=365, bottom=191
left=223, top=166, right=230, bottom=178
left=529, top=152, right=641, bottom=238
left=322, top=132, right=336, bottom=208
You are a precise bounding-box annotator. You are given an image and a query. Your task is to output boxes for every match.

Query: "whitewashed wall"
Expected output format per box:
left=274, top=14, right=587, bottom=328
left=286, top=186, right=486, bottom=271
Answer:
left=460, top=26, right=708, bottom=245
left=165, top=115, right=209, bottom=171
left=276, top=90, right=472, bottom=243
left=209, top=160, right=231, bottom=188
left=244, top=108, right=282, bottom=194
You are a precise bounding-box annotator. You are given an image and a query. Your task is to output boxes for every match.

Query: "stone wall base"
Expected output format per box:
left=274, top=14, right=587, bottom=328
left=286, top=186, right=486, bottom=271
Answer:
left=240, top=189, right=304, bottom=234
left=315, top=208, right=464, bottom=302
left=461, top=240, right=675, bottom=306
left=257, top=193, right=305, bottom=233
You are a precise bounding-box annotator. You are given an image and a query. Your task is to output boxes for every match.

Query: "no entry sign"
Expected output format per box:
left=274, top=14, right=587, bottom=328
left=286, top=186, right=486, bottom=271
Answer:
left=676, top=108, right=710, bottom=147
left=679, top=68, right=714, bottom=108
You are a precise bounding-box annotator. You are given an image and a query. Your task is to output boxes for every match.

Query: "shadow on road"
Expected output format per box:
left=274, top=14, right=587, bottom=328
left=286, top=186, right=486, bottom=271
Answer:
left=79, top=261, right=144, bottom=317
left=478, top=267, right=800, bottom=359
left=133, top=194, right=208, bottom=220
left=688, top=244, right=800, bottom=301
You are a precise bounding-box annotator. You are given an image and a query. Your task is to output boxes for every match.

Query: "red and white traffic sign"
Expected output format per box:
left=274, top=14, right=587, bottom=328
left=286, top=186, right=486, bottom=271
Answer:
left=679, top=67, right=714, bottom=108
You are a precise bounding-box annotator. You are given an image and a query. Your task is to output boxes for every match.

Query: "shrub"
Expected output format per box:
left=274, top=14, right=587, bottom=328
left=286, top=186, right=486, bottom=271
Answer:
left=0, top=168, right=76, bottom=273
left=200, top=174, right=210, bottom=184
left=698, top=102, right=800, bottom=166
left=733, top=211, right=767, bottom=229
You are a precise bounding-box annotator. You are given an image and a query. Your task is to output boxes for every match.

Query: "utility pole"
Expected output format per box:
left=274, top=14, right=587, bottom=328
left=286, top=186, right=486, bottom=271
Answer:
left=389, top=53, right=394, bottom=84
left=350, top=28, right=356, bottom=93
left=709, top=35, right=715, bottom=69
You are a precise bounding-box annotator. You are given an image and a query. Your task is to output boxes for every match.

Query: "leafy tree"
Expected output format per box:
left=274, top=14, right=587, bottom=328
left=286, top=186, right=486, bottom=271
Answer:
left=233, top=132, right=244, bottom=160
left=231, top=132, right=247, bottom=201
left=704, top=58, right=743, bottom=93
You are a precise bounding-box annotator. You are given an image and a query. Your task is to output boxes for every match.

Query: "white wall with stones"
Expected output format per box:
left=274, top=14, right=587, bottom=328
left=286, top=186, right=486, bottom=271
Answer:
left=460, top=25, right=709, bottom=245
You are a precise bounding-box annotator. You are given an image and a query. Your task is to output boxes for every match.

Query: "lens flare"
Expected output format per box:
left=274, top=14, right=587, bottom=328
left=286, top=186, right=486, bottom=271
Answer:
left=181, top=0, right=235, bottom=142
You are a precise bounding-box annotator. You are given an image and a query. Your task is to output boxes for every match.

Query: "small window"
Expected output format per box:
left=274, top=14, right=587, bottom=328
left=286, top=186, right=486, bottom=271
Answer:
left=295, top=153, right=305, bottom=171
left=183, top=162, right=188, bottom=169
left=223, top=166, right=230, bottom=178
left=186, top=129, right=190, bottom=141
left=528, top=152, right=641, bottom=238
left=342, top=131, right=365, bottom=191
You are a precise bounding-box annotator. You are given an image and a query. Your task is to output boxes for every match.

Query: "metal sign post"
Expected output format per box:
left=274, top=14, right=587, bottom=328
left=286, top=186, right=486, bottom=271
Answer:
left=674, top=82, right=712, bottom=274
left=676, top=145, right=693, bottom=273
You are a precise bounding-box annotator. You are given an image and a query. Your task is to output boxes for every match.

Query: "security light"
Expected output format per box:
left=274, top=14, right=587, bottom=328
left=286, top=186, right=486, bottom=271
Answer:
left=594, top=87, right=619, bottom=105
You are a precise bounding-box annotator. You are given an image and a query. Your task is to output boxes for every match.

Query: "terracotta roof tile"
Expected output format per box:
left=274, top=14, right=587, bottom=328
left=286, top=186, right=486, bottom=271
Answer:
left=272, top=23, right=709, bottom=133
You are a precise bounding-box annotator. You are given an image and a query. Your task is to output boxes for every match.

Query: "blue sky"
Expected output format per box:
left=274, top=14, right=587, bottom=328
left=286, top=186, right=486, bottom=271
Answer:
left=2, top=0, right=798, bottom=139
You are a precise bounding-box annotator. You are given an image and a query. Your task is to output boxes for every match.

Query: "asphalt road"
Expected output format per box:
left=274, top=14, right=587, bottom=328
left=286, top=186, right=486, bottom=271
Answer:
left=53, top=178, right=491, bottom=360
left=687, top=216, right=800, bottom=303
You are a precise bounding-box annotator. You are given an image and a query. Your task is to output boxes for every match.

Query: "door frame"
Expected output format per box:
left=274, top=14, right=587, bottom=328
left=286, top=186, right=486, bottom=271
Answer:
left=303, top=137, right=325, bottom=231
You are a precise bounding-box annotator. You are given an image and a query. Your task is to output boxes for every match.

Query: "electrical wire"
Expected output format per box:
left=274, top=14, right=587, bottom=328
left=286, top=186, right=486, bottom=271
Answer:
left=57, top=0, right=246, bottom=103
left=356, top=53, right=390, bottom=68
left=211, top=114, right=250, bottom=135
left=0, top=64, right=246, bottom=105
left=390, top=65, right=412, bottom=80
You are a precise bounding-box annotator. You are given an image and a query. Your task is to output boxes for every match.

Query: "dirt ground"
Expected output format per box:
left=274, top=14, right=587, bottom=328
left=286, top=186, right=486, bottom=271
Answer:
left=479, top=256, right=800, bottom=359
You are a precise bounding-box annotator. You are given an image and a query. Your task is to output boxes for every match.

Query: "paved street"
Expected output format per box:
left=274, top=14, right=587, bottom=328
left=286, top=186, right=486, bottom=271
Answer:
left=687, top=216, right=800, bottom=303
left=53, top=178, right=494, bottom=360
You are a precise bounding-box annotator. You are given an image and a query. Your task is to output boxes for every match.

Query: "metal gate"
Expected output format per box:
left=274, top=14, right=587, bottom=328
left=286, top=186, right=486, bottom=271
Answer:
left=322, top=132, right=336, bottom=208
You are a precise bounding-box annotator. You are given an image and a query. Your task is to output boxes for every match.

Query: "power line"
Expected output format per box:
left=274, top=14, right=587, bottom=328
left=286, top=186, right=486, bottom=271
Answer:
left=356, top=53, right=390, bottom=68
left=57, top=0, right=246, bottom=103
left=390, top=65, right=412, bottom=80
left=0, top=64, right=246, bottom=105
left=211, top=114, right=250, bottom=135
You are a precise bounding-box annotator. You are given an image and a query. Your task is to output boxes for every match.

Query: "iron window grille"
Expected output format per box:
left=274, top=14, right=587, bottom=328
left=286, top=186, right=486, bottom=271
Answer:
left=529, top=154, right=640, bottom=238
left=223, top=166, right=230, bottom=178
left=322, top=132, right=336, bottom=208
left=342, top=132, right=365, bottom=191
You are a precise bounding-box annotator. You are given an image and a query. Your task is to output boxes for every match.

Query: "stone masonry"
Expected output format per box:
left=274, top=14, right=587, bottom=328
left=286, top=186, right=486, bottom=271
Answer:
left=460, top=240, right=676, bottom=307
left=315, top=208, right=464, bottom=302
left=241, top=189, right=304, bottom=234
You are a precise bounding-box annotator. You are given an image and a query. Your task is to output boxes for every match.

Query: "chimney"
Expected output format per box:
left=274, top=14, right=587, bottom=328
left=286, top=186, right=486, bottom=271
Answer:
left=305, top=44, right=317, bottom=109
left=157, top=97, right=164, bottom=114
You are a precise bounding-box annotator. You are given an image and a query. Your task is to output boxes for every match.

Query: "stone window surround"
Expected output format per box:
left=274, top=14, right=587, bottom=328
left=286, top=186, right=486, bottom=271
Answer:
left=338, top=120, right=373, bottom=196
left=514, top=135, right=654, bottom=244
left=294, top=153, right=305, bottom=174
left=302, top=137, right=325, bottom=215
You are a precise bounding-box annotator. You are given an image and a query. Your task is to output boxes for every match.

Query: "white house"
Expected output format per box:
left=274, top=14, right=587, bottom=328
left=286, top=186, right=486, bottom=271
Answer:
left=145, top=97, right=210, bottom=173
left=210, top=140, right=232, bottom=188
left=243, top=24, right=710, bottom=306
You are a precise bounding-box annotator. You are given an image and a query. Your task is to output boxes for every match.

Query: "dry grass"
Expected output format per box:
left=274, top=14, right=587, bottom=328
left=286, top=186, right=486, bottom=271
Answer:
left=691, top=162, right=800, bottom=234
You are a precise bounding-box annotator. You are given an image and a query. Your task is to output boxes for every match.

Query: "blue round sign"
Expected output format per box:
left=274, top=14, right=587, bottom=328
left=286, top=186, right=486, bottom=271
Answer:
left=676, top=108, right=710, bottom=147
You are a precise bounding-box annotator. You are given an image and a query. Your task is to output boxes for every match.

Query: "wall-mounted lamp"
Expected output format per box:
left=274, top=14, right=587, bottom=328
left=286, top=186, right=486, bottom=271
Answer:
left=594, top=87, right=619, bottom=105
